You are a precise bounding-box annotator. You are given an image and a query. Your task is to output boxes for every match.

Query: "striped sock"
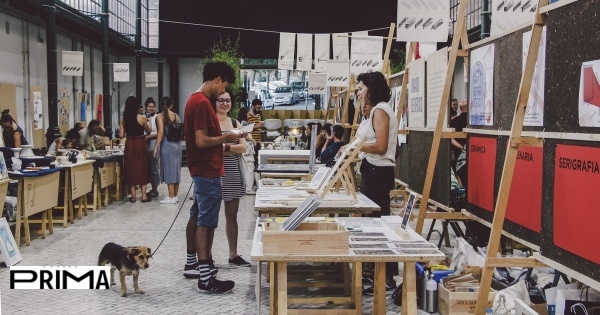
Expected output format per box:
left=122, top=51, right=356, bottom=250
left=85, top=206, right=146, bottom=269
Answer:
left=198, top=261, right=213, bottom=284
left=186, top=250, right=197, bottom=266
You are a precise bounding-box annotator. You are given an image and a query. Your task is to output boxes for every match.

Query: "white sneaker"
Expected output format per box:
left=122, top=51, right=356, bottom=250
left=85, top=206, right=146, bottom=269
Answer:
left=174, top=196, right=179, bottom=203
left=159, top=197, right=177, bottom=204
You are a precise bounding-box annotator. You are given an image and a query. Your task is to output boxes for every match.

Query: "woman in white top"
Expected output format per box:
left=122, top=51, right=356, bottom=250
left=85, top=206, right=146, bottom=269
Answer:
left=355, top=71, right=399, bottom=291
left=144, top=97, right=160, bottom=198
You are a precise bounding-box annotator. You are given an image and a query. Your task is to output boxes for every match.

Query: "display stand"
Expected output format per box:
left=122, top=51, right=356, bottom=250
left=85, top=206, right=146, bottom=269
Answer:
left=474, top=0, right=549, bottom=313
left=414, top=0, right=470, bottom=236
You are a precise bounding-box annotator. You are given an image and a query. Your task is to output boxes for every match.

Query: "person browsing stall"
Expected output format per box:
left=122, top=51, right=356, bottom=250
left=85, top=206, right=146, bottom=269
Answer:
left=1, top=109, right=28, bottom=148
left=319, top=124, right=345, bottom=166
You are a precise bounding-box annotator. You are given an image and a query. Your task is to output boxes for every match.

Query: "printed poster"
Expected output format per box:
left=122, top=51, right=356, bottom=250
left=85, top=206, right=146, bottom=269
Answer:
left=308, top=72, right=326, bottom=95
left=296, top=34, right=313, bottom=71
left=33, top=91, right=43, bottom=130
left=314, top=34, right=330, bottom=72
left=522, top=27, right=546, bottom=126
left=467, top=137, right=496, bottom=212
left=145, top=72, right=158, bottom=87
left=326, top=60, right=350, bottom=87
left=408, top=58, right=425, bottom=128
left=506, top=145, right=543, bottom=232
left=113, top=63, right=130, bottom=82
left=332, top=33, right=349, bottom=61
left=396, top=0, right=450, bottom=43
left=350, top=32, right=383, bottom=75
left=426, top=48, right=448, bottom=129
left=554, top=144, right=600, bottom=264
left=278, top=33, right=296, bottom=70
left=61, top=51, right=83, bottom=76
left=469, top=44, right=495, bottom=126
left=578, top=59, right=600, bottom=127
left=491, top=0, right=537, bottom=36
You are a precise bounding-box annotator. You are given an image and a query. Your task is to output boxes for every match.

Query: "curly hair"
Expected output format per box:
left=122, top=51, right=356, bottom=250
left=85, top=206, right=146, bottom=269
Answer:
left=356, top=71, right=390, bottom=106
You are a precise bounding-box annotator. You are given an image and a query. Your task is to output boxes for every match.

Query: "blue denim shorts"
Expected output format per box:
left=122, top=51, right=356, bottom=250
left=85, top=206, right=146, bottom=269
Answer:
left=190, top=176, right=222, bottom=228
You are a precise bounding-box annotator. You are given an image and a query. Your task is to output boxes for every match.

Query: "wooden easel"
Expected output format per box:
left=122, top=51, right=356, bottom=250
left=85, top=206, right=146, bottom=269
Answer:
left=414, top=0, right=470, bottom=236
left=474, top=0, right=549, bottom=313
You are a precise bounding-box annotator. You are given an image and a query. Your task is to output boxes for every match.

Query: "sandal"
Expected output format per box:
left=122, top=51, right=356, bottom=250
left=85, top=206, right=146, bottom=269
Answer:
left=129, top=197, right=136, bottom=203
left=141, top=198, right=152, bottom=203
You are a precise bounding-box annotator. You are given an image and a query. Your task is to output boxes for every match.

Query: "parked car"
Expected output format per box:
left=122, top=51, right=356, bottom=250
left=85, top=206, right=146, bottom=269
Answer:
left=249, top=88, right=274, bottom=109
left=272, top=86, right=299, bottom=105
left=291, top=81, right=307, bottom=100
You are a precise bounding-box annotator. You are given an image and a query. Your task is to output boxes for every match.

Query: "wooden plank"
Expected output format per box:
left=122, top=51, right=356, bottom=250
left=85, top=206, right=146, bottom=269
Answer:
left=533, top=253, right=600, bottom=292
left=415, top=0, right=469, bottom=234
left=352, top=262, right=362, bottom=310
left=287, top=297, right=352, bottom=304
left=270, top=262, right=278, bottom=315
left=382, top=23, right=396, bottom=77
left=441, top=131, right=467, bottom=139
left=475, top=1, right=548, bottom=314
left=486, top=257, right=547, bottom=268
left=424, top=212, right=469, bottom=220
left=461, top=210, right=540, bottom=251
left=510, top=136, right=544, bottom=148
left=287, top=310, right=357, bottom=315
left=404, top=262, right=417, bottom=315
left=373, top=262, right=386, bottom=315
left=396, top=43, right=414, bottom=125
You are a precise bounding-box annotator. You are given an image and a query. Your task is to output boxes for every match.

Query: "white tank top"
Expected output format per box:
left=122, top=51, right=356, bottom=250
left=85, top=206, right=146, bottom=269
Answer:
left=149, top=115, right=157, bottom=135
left=361, top=102, right=398, bottom=167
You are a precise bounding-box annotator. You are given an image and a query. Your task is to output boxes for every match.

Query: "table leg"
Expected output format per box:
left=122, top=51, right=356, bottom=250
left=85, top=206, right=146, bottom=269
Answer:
left=343, top=262, right=351, bottom=295
left=24, top=215, right=30, bottom=246
left=68, top=191, right=74, bottom=224
left=351, top=262, right=362, bottom=311
left=40, top=210, right=46, bottom=239
left=16, top=180, right=23, bottom=246
left=83, top=194, right=88, bottom=216
left=103, top=187, right=109, bottom=206
left=63, top=171, right=69, bottom=227
left=373, top=262, right=386, bottom=315
left=77, top=197, right=83, bottom=219
left=47, top=208, right=54, bottom=235
left=270, top=262, right=278, bottom=315
left=277, top=262, right=288, bottom=315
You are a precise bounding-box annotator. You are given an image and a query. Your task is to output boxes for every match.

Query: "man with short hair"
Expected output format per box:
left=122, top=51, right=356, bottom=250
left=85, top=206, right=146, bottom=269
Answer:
left=319, top=124, right=345, bottom=166
left=450, top=98, right=459, bottom=119
left=450, top=99, right=468, bottom=172
left=182, top=61, right=243, bottom=294
left=247, top=99, right=263, bottom=143
left=78, top=119, right=103, bottom=151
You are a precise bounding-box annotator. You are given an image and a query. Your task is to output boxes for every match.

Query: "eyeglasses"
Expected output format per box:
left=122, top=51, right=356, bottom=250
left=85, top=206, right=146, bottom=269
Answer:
left=217, top=99, right=232, bottom=104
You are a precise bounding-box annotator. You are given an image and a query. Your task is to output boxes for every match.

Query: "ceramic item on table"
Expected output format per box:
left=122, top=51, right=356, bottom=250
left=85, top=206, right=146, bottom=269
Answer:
left=76, top=153, right=85, bottom=163
left=56, top=156, right=69, bottom=165
left=20, top=145, right=34, bottom=157
left=10, top=148, right=22, bottom=158
left=281, top=140, right=292, bottom=150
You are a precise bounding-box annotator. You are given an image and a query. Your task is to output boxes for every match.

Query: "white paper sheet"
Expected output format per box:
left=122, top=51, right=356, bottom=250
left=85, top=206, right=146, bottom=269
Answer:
left=326, top=60, right=350, bottom=87
left=314, top=34, right=330, bottom=71
left=408, top=58, right=425, bottom=128
left=296, top=34, right=313, bottom=71
left=113, top=63, right=130, bottom=82
left=61, top=51, right=83, bottom=76
left=308, top=72, right=326, bottom=95
left=145, top=72, right=158, bottom=87
left=278, top=33, right=296, bottom=70
left=332, top=33, right=349, bottom=61
left=396, top=0, right=450, bottom=43
left=469, top=44, right=495, bottom=126
left=350, top=32, right=383, bottom=75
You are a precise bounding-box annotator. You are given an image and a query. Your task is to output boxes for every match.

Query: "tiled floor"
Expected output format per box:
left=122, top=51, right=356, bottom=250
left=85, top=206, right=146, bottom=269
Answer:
left=0, top=171, right=449, bottom=314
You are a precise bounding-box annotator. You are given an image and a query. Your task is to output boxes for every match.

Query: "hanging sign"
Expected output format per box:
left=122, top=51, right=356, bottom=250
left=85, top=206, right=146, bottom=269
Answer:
left=350, top=32, right=383, bottom=75
left=296, top=34, right=313, bottom=71
left=332, top=33, right=349, bottom=61
left=523, top=27, right=546, bottom=126
left=426, top=47, right=448, bottom=129
left=113, top=63, right=130, bottom=82
left=278, top=32, right=296, bottom=70
left=314, top=34, right=330, bottom=72
left=469, top=44, right=495, bottom=126
left=491, top=0, right=536, bottom=36
left=396, top=0, right=450, bottom=42
left=145, top=72, right=158, bottom=87
left=578, top=59, right=600, bottom=127
left=326, top=60, right=350, bottom=87
left=62, top=51, right=83, bottom=76
left=408, top=58, right=425, bottom=128
left=308, top=72, right=326, bottom=95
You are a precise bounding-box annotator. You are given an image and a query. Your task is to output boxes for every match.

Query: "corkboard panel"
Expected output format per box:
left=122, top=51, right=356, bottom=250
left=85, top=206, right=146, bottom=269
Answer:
left=0, top=83, right=17, bottom=123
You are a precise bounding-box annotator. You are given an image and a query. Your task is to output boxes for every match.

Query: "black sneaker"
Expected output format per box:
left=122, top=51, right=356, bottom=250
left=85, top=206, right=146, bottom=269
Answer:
left=196, top=276, right=235, bottom=293
left=362, top=283, right=397, bottom=296
left=147, top=191, right=159, bottom=198
left=229, top=255, right=251, bottom=267
left=183, top=262, right=218, bottom=279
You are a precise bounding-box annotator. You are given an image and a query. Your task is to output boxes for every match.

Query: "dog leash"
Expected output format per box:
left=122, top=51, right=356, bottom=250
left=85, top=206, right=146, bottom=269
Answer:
left=152, top=181, right=194, bottom=257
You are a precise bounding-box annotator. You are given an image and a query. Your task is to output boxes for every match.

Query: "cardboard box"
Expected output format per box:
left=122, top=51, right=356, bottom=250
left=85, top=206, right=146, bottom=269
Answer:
left=438, top=277, right=496, bottom=315
left=261, top=221, right=349, bottom=255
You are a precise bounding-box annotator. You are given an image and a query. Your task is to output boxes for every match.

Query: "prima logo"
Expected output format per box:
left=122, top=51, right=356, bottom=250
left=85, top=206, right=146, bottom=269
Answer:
left=10, top=266, right=111, bottom=289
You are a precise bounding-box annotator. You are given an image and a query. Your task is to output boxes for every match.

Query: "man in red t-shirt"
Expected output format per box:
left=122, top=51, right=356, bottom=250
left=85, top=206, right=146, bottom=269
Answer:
left=182, top=62, right=243, bottom=293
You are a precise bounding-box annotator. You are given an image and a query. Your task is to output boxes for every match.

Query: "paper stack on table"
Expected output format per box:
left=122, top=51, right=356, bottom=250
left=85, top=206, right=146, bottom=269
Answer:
left=228, top=123, right=254, bottom=134
left=279, top=195, right=322, bottom=231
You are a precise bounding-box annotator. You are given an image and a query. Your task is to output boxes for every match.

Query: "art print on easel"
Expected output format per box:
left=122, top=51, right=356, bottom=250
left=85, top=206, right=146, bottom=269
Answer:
left=408, top=58, right=425, bottom=128
left=523, top=27, right=546, bottom=126
left=578, top=59, right=600, bottom=127
left=401, top=193, right=417, bottom=230
left=469, top=44, right=495, bottom=126
left=0, top=218, right=21, bottom=266
left=426, top=48, right=449, bottom=129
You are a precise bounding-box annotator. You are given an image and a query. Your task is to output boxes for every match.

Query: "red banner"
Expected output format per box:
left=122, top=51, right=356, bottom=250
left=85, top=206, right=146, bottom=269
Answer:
left=554, top=144, right=600, bottom=264
left=467, top=137, right=497, bottom=212
left=506, top=145, right=543, bottom=232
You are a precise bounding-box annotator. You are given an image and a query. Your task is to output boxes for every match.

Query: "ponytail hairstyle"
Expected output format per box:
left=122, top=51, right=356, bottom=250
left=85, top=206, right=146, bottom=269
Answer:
left=159, top=96, right=174, bottom=125
left=1, top=109, right=15, bottom=124
left=144, top=97, right=156, bottom=108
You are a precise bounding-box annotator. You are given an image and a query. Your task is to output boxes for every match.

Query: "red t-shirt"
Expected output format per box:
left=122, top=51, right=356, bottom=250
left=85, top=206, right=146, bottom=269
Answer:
left=184, top=92, right=223, bottom=177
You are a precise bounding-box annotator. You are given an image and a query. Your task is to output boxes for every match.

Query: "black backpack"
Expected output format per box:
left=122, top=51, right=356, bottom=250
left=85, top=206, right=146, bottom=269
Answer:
left=164, top=115, right=183, bottom=142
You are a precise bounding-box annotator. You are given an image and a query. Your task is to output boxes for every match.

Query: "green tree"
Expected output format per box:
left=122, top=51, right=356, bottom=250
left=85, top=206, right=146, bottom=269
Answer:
left=390, top=47, right=406, bottom=75
left=207, top=35, right=244, bottom=119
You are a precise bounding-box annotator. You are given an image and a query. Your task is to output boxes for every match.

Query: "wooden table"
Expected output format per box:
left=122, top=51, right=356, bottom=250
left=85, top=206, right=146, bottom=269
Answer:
left=251, top=218, right=446, bottom=315
left=89, top=155, right=122, bottom=211
left=259, top=150, right=310, bottom=165
left=56, top=160, right=94, bottom=226
left=255, top=187, right=380, bottom=217
left=256, top=164, right=311, bottom=174
left=11, top=168, right=61, bottom=246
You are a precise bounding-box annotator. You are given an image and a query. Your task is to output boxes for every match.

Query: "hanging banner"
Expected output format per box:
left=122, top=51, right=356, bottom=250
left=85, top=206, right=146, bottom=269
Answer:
left=467, top=137, right=497, bottom=212
left=554, top=144, right=600, bottom=264
left=350, top=32, right=383, bottom=75
left=578, top=59, right=600, bottom=127
left=408, top=58, right=425, bottom=128
left=296, top=34, right=313, bottom=71
left=326, top=60, right=350, bottom=87
left=314, top=34, right=330, bottom=72
left=308, top=72, right=326, bottom=95
left=523, top=27, right=546, bottom=126
left=469, top=44, right=495, bottom=126
left=426, top=48, right=448, bottom=129
left=145, top=72, right=158, bottom=87
left=61, top=51, right=83, bottom=76
left=33, top=91, right=43, bottom=130
left=506, top=145, right=543, bottom=232
left=332, top=33, right=349, bottom=61
left=278, top=32, right=296, bottom=70
left=491, top=0, right=536, bottom=36
left=396, top=0, right=450, bottom=43
left=113, top=63, right=130, bottom=82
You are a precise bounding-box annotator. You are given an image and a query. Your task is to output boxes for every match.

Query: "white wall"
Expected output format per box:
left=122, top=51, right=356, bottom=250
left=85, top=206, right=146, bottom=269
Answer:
left=179, top=58, right=208, bottom=118
left=453, top=57, right=468, bottom=102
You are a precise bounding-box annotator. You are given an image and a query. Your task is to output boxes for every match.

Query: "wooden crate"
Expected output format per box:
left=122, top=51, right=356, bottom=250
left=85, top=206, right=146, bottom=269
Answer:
left=261, top=221, right=349, bottom=255
left=438, top=277, right=496, bottom=315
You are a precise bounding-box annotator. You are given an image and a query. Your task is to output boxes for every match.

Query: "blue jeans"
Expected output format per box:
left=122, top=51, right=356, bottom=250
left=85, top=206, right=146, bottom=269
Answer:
left=190, top=176, right=222, bottom=228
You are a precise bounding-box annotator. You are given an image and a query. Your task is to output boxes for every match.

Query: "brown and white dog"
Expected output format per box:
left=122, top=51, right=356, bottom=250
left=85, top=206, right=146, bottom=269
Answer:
left=97, top=242, right=151, bottom=297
